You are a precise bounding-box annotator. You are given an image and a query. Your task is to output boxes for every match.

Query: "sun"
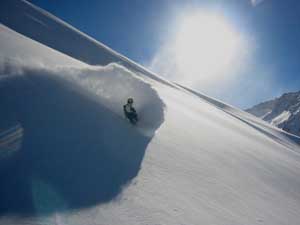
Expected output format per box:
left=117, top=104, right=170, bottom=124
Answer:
left=174, top=12, right=243, bottom=85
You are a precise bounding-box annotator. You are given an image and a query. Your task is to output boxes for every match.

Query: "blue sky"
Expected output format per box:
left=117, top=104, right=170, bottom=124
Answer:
left=28, top=0, right=300, bottom=108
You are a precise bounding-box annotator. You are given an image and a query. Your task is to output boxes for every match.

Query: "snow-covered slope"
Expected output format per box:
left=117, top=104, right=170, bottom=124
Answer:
left=1, top=1, right=300, bottom=225
left=247, top=91, right=300, bottom=137
left=0, top=0, right=171, bottom=87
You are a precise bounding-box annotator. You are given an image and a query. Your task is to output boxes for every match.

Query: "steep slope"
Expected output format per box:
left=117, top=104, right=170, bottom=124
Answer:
left=247, top=91, right=300, bottom=136
left=0, top=0, right=172, bottom=87
left=0, top=23, right=165, bottom=218
left=179, top=85, right=300, bottom=146
left=0, top=68, right=163, bottom=215
left=1, top=1, right=300, bottom=225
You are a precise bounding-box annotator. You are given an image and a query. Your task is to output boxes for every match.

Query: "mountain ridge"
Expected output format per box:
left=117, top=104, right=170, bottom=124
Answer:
left=246, top=90, right=300, bottom=137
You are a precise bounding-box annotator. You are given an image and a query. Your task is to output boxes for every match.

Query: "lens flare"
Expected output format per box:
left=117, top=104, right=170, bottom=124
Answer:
left=174, top=12, right=244, bottom=85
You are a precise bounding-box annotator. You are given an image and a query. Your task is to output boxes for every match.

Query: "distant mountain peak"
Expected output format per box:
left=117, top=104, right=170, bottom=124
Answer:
left=246, top=91, right=300, bottom=136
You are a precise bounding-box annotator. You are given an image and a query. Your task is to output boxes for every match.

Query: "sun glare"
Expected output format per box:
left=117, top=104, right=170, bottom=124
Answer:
left=174, top=12, right=244, bottom=85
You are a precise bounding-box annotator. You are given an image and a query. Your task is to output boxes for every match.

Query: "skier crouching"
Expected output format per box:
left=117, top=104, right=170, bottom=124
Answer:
left=123, top=98, right=138, bottom=124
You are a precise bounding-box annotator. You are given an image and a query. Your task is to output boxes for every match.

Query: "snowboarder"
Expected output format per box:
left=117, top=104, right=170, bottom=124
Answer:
left=123, top=98, right=138, bottom=124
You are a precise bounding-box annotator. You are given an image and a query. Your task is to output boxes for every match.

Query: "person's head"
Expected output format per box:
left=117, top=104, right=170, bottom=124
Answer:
left=127, top=98, right=133, bottom=105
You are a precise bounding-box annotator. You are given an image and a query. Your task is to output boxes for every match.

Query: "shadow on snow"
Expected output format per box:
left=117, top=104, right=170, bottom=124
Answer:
left=0, top=71, right=164, bottom=217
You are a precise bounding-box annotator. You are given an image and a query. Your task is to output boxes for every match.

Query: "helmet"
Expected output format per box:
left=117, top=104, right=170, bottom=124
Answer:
left=127, top=98, right=133, bottom=104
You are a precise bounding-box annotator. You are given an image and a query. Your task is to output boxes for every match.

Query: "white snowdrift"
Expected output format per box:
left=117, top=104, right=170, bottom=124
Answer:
left=0, top=61, right=165, bottom=137
left=63, top=63, right=165, bottom=135
left=0, top=60, right=165, bottom=217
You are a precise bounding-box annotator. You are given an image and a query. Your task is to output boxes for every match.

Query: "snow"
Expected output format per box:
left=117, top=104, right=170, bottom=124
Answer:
left=0, top=25, right=85, bottom=68
left=62, top=63, right=165, bottom=136
left=271, top=110, right=291, bottom=126
left=247, top=91, right=300, bottom=137
left=0, top=62, right=157, bottom=219
left=1, top=1, right=300, bottom=225
left=0, top=124, right=23, bottom=161
left=261, top=110, right=272, bottom=119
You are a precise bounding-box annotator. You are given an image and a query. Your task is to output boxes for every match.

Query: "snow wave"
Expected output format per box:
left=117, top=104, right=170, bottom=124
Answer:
left=64, top=63, right=166, bottom=136
left=1, top=61, right=165, bottom=137
left=0, top=61, right=165, bottom=216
